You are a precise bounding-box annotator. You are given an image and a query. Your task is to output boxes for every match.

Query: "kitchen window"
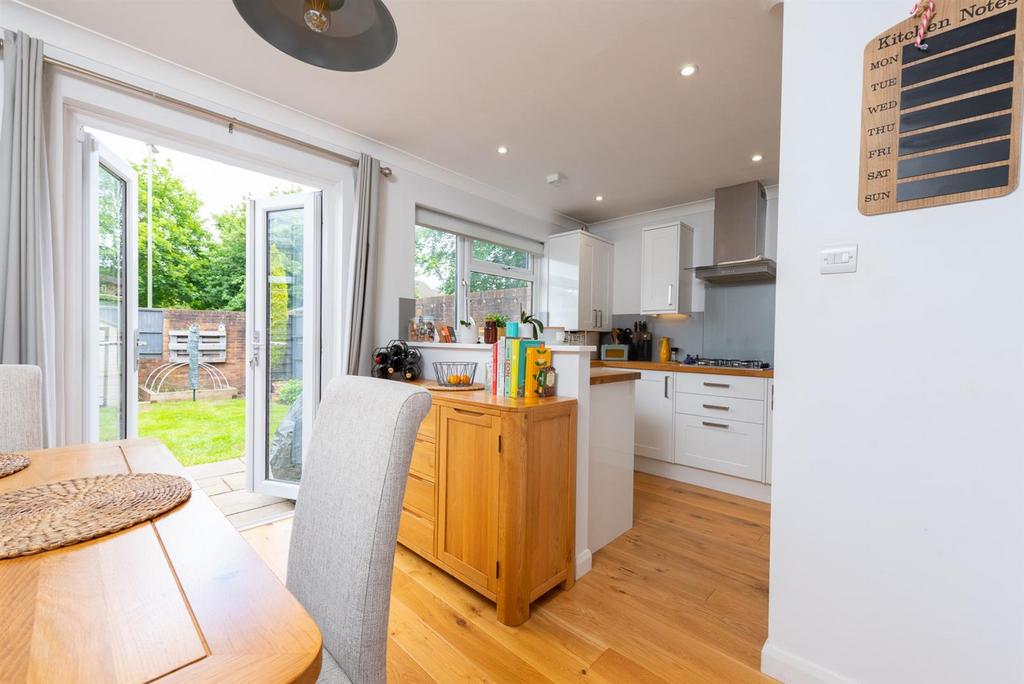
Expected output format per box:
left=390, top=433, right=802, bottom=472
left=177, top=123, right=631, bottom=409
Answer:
left=413, top=214, right=540, bottom=334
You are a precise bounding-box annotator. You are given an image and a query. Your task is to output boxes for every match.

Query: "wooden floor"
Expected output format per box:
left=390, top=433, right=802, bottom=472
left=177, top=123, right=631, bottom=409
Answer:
left=242, top=472, right=773, bottom=683
left=186, top=458, right=294, bottom=529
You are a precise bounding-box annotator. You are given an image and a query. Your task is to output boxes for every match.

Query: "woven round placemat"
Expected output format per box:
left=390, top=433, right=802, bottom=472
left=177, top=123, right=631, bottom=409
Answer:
left=0, top=453, right=30, bottom=478
left=0, top=473, right=192, bottom=559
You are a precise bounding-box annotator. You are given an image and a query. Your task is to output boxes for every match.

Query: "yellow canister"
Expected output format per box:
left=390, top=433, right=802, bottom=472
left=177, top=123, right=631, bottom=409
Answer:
left=659, top=337, right=671, bottom=363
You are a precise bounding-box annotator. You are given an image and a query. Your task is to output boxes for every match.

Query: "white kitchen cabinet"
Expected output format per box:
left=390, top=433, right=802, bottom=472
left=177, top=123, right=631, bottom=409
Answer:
left=634, top=371, right=675, bottom=463
left=640, top=222, right=697, bottom=315
left=546, top=230, right=613, bottom=331
left=674, top=373, right=769, bottom=482
left=674, top=413, right=764, bottom=481
left=764, top=379, right=773, bottom=484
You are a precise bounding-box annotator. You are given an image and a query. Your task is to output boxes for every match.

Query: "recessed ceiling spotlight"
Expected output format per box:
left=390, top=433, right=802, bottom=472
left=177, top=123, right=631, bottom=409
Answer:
left=497, top=145, right=508, bottom=155
left=751, top=153, right=764, bottom=162
left=595, top=195, right=604, bottom=202
left=680, top=64, right=698, bottom=77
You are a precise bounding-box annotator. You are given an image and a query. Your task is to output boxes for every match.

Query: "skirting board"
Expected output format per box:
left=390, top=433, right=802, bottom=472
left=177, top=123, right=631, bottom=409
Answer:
left=634, top=456, right=771, bottom=504
left=575, top=549, right=592, bottom=579
left=761, top=641, right=860, bottom=684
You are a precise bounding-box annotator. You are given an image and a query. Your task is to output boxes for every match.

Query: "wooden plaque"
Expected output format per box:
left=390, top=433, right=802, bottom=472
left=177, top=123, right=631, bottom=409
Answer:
left=859, top=1, right=1023, bottom=215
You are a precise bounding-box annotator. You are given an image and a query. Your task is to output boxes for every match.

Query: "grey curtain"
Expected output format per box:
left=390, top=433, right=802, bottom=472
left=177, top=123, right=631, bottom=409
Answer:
left=345, top=154, right=381, bottom=375
left=0, top=31, right=57, bottom=446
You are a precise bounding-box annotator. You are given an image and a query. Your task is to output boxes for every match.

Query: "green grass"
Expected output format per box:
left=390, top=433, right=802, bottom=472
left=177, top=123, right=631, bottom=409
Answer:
left=101, top=398, right=290, bottom=467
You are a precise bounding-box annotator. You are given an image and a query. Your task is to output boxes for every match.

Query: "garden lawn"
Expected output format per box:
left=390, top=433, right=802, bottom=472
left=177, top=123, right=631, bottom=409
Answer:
left=131, top=398, right=289, bottom=467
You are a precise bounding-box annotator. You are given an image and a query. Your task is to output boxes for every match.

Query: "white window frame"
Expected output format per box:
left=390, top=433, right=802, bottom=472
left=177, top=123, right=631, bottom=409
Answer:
left=415, top=226, right=537, bottom=324
left=461, top=237, right=536, bottom=320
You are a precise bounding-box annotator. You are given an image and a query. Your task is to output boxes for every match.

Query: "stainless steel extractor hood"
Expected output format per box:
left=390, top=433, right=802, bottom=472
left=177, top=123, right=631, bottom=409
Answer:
left=694, top=181, right=776, bottom=284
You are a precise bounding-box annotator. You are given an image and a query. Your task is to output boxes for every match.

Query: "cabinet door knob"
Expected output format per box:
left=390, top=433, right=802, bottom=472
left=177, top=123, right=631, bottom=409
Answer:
left=667, top=284, right=673, bottom=306
left=664, top=376, right=669, bottom=399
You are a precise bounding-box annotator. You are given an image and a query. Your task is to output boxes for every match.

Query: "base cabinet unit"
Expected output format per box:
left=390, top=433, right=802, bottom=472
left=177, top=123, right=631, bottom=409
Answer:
left=634, top=371, right=675, bottom=462
left=396, top=389, right=578, bottom=626
left=674, top=414, right=764, bottom=480
left=674, top=372, right=769, bottom=482
left=546, top=230, right=614, bottom=331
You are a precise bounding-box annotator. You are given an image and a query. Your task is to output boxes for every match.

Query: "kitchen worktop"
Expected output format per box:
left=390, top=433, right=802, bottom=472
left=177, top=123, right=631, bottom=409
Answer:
left=412, top=380, right=578, bottom=412
left=590, top=368, right=642, bottom=386
left=592, top=360, right=774, bottom=379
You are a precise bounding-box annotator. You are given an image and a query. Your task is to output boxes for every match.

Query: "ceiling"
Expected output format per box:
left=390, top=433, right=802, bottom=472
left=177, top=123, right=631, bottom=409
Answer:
left=20, top=0, right=783, bottom=224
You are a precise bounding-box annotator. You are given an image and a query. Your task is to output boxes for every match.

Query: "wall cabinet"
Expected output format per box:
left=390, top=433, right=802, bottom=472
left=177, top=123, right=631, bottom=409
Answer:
left=640, top=222, right=696, bottom=315
left=546, top=230, right=613, bottom=331
left=397, top=390, right=577, bottom=626
left=634, top=371, right=675, bottom=463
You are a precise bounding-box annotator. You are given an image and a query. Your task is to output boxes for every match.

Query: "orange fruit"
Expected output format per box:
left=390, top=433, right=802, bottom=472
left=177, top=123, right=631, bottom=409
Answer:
left=448, top=374, right=460, bottom=385
left=460, top=374, right=470, bottom=385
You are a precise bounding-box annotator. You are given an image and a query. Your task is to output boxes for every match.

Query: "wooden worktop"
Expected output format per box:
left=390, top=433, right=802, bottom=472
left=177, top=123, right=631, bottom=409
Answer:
left=413, top=381, right=577, bottom=412
left=590, top=368, right=642, bottom=386
left=592, top=360, right=774, bottom=379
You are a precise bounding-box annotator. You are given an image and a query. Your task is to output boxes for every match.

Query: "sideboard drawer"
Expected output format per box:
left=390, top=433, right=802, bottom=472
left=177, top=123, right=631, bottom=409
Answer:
left=676, top=373, right=766, bottom=401
left=417, top=405, right=439, bottom=442
left=403, top=472, right=436, bottom=519
left=398, top=507, right=434, bottom=558
left=410, top=438, right=436, bottom=481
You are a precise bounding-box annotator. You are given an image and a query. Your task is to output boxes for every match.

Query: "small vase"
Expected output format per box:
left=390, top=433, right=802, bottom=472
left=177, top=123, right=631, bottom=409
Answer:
left=497, top=326, right=506, bottom=339
left=484, top=320, right=498, bottom=344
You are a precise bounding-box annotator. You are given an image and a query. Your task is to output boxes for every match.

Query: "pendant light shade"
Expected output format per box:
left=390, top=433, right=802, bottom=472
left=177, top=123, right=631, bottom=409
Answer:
left=233, top=0, right=397, bottom=72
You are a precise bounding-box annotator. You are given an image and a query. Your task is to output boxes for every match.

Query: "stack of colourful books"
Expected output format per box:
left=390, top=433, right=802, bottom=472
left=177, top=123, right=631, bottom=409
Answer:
left=491, top=338, right=552, bottom=398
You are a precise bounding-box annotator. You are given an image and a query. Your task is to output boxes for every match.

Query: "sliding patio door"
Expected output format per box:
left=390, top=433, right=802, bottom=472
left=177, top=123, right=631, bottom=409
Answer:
left=246, top=192, right=322, bottom=498
left=84, top=133, right=140, bottom=442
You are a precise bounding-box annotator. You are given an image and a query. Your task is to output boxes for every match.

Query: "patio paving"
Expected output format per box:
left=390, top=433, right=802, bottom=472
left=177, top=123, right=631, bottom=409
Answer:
left=186, top=457, right=294, bottom=530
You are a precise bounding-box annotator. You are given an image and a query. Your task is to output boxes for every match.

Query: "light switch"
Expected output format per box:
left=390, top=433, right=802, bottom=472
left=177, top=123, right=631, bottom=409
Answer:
left=820, top=245, right=858, bottom=274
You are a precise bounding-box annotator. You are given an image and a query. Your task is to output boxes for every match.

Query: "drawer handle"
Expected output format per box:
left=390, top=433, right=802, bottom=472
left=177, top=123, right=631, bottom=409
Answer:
left=702, top=404, right=729, bottom=411
left=664, top=376, right=669, bottom=399
left=703, top=382, right=730, bottom=389
left=453, top=407, right=485, bottom=417
left=702, top=421, right=729, bottom=429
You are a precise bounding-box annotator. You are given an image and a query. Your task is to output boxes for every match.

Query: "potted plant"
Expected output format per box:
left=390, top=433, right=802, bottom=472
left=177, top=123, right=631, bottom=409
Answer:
left=485, top=313, right=509, bottom=341
left=520, top=311, right=545, bottom=340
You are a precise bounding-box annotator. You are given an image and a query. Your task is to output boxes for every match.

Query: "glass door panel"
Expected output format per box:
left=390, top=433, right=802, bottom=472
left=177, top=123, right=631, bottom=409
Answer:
left=85, top=133, right=139, bottom=442
left=248, top=192, right=321, bottom=498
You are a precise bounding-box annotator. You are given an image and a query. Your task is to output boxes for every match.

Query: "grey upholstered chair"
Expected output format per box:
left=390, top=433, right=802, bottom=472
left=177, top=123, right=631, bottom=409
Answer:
left=287, top=375, right=431, bottom=684
left=0, top=365, right=43, bottom=452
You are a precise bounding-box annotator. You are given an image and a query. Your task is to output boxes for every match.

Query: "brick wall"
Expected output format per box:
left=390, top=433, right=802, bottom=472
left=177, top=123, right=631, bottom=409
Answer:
left=414, top=287, right=531, bottom=327
left=139, top=309, right=247, bottom=397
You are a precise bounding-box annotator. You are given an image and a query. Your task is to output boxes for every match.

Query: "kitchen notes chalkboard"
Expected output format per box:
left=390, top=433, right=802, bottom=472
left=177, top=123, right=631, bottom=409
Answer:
left=859, top=1, right=1022, bottom=215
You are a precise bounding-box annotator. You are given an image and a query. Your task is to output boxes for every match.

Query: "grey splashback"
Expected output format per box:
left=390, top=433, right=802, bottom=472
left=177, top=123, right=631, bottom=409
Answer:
left=702, top=282, right=775, bottom=363
left=605, top=282, right=775, bottom=363
left=607, top=313, right=704, bottom=359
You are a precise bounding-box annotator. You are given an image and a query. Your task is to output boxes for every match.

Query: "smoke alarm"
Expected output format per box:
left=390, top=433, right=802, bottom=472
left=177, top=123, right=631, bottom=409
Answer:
left=546, top=173, right=566, bottom=186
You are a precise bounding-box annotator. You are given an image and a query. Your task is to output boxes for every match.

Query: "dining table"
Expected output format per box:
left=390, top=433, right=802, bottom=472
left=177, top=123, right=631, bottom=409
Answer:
left=0, top=438, right=322, bottom=683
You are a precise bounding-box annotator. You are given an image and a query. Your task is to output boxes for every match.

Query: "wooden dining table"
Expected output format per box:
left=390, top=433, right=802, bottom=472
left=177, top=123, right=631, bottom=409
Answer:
left=0, top=438, right=322, bottom=683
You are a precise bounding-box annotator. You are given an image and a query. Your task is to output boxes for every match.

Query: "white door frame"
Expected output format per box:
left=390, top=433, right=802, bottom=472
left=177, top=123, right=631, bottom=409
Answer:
left=247, top=191, right=323, bottom=498
left=55, top=77, right=353, bottom=447
left=83, top=132, right=139, bottom=441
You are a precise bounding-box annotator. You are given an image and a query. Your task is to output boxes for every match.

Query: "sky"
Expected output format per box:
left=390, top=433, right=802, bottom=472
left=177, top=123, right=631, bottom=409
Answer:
left=87, top=127, right=314, bottom=233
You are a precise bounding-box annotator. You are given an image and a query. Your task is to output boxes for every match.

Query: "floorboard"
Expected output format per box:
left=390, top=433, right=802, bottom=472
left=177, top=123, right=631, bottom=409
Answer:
left=242, top=473, right=774, bottom=682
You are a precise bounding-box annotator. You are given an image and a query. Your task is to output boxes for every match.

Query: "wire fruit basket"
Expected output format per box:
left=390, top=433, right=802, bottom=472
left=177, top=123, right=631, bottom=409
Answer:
left=432, top=362, right=478, bottom=387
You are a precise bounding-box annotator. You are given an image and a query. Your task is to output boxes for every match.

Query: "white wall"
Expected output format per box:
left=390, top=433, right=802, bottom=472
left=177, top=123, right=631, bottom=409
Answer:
left=589, top=189, right=778, bottom=315
left=374, top=168, right=576, bottom=348
left=762, top=3, right=1024, bottom=683
left=0, top=1, right=579, bottom=363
